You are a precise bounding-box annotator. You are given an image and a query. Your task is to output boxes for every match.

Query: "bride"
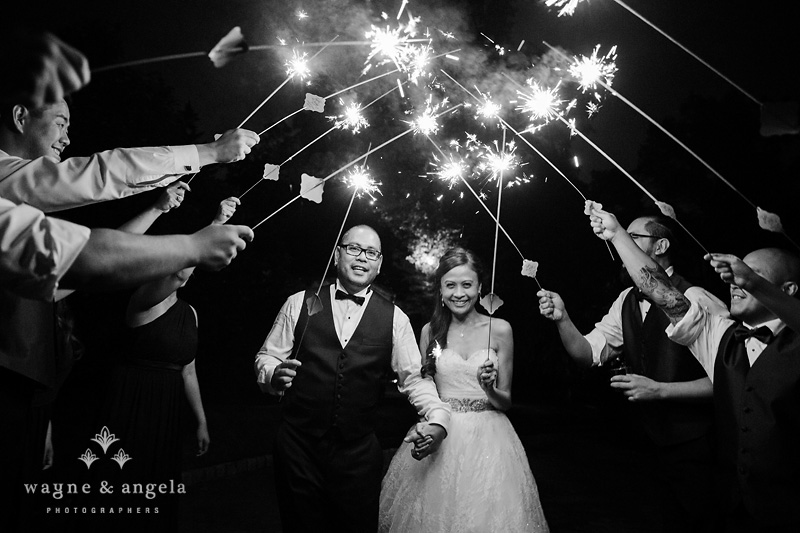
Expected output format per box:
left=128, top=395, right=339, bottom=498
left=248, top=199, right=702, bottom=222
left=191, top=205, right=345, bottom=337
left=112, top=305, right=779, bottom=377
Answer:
left=379, top=247, right=549, bottom=532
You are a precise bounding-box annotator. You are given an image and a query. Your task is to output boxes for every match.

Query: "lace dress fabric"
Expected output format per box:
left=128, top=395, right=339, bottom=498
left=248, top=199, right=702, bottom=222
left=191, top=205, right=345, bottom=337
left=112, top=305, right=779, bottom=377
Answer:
left=379, top=348, right=549, bottom=532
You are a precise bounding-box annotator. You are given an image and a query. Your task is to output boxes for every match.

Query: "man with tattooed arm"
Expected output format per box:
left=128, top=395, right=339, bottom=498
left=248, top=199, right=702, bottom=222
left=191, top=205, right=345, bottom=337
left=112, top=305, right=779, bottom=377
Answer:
left=587, top=202, right=800, bottom=533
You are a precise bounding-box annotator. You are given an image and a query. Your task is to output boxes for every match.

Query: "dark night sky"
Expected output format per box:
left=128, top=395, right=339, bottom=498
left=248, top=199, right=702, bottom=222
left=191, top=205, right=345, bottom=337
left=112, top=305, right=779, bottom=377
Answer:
left=14, top=0, right=800, bottom=404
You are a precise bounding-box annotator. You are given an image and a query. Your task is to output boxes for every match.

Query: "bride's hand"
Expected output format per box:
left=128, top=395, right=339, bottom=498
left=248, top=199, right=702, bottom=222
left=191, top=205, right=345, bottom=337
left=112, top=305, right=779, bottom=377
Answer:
left=477, top=360, right=497, bottom=392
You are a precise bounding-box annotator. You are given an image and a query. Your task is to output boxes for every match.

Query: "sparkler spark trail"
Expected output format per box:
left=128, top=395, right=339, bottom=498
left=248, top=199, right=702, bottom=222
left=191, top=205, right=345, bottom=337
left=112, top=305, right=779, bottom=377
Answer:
left=426, top=135, right=526, bottom=263
left=346, top=166, right=381, bottom=199
left=567, top=44, right=618, bottom=93
left=542, top=41, right=798, bottom=248
left=542, top=0, right=761, bottom=104
left=252, top=105, right=460, bottom=230
left=516, top=80, right=564, bottom=130
left=237, top=37, right=338, bottom=129
left=543, top=0, right=585, bottom=17
left=285, top=50, right=311, bottom=79
left=330, top=102, right=370, bottom=133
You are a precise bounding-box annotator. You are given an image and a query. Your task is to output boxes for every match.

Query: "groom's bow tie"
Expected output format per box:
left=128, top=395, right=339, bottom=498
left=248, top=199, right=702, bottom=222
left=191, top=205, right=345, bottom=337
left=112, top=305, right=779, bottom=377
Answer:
left=733, top=324, right=773, bottom=344
left=335, top=290, right=365, bottom=305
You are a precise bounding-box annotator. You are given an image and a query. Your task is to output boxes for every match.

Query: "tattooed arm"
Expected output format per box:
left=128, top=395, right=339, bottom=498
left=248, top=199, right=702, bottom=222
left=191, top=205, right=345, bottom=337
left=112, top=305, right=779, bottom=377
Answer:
left=587, top=204, right=691, bottom=324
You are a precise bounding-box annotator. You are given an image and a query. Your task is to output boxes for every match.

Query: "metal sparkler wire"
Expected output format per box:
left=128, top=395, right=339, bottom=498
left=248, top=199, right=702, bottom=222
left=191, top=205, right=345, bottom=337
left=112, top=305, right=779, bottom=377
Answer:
left=611, top=0, right=761, bottom=105
left=441, top=68, right=614, bottom=260
left=250, top=105, right=462, bottom=230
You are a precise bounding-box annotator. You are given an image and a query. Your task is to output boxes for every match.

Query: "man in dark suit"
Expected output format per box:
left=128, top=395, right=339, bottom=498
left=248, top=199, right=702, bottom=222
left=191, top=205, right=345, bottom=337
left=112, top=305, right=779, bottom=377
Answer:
left=538, top=214, right=726, bottom=532
left=588, top=204, right=800, bottom=532
left=255, top=224, right=450, bottom=533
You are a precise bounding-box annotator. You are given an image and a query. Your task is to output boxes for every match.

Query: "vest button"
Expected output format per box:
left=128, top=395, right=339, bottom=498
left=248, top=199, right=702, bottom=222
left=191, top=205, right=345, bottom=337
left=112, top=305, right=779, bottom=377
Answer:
left=337, top=393, right=342, bottom=399
left=338, top=373, right=344, bottom=379
left=339, top=363, right=345, bottom=369
left=742, top=407, right=752, bottom=414
left=741, top=426, right=749, bottom=433
left=745, top=386, right=754, bottom=392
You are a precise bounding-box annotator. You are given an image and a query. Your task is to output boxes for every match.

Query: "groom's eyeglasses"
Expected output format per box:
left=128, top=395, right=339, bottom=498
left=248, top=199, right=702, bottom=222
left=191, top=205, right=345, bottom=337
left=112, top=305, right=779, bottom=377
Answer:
left=629, top=233, right=657, bottom=240
left=338, top=243, right=382, bottom=261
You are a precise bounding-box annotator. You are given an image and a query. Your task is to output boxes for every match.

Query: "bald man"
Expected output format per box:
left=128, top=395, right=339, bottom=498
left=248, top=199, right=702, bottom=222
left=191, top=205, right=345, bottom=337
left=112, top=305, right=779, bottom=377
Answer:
left=589, top=205, right=800, bottom=533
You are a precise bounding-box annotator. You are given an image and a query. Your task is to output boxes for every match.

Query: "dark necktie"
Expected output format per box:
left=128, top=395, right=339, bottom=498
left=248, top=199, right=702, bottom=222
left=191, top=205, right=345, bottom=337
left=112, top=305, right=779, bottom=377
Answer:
left=732, top=324, right=773, bottom=344
left=335, top=289, right=365, bottom=305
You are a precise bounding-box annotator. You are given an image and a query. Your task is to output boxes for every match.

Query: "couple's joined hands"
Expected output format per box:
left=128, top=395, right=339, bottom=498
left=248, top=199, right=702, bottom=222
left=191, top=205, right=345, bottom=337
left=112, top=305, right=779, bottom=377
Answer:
left=404, top=423, right=446, bottom=461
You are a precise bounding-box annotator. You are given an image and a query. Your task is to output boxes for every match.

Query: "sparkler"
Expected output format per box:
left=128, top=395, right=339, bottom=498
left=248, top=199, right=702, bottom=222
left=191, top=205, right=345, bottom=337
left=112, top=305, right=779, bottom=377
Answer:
left=542, top=0, right=761, bottom=105
left=558, top=114, right=709, bottom=254
left=426, top=135, right=527, bottom=264
left=252, top=105, right=461, bottom=230
left=440, top=69, right=614, bottom=258
left=545, top=42, right=798, bottom=248
left=566, top=44, right=618, bottom=94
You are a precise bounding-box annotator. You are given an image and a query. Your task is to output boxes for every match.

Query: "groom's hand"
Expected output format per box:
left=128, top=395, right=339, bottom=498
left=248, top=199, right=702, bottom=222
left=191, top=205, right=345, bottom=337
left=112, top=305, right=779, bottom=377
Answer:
left=405, top=422, right=446, bottom=461
left=270, top=359, right=302, bottom=391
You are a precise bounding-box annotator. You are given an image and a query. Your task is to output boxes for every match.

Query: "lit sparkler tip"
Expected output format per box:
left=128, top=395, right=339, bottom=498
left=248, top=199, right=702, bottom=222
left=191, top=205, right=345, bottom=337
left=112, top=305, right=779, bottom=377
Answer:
left=569, top=44, right=618, bottom=93
left=333, top=102, right=369, bottom=134
left=296, top=9, right=308, bottom=20
left=286, top=50, right=311, bottom=79
left=477, top=100, right=501, bottom=119
left=411, top=109, right=440, bottom=135
left=516, top=80, right=564, bottom=123
left=432, top=341, right=443, bottom=360
left=347, top=166, right=381, bottom=198
left=543, top=0, right=587, bottom=17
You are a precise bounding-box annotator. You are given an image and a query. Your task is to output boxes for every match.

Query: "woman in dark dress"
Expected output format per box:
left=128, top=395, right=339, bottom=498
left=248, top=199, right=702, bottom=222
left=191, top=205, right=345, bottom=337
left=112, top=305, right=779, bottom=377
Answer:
left=88, top=196, right=237, bottom=530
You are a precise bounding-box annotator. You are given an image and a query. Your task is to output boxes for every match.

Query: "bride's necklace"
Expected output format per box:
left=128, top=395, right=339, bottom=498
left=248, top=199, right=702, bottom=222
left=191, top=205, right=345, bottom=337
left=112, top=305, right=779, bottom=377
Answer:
left=452, top=320, right=475, bottom=338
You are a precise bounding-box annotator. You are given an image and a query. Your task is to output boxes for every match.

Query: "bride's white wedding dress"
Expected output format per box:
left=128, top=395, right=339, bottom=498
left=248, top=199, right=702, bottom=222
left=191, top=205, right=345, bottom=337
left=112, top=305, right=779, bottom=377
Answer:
left=379, top=348, right=549, bottom=532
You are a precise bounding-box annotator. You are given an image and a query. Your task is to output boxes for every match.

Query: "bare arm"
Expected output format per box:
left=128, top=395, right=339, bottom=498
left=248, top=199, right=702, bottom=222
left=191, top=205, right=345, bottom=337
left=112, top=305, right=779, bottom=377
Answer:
left=588, top=204, right=690, bottom=324
left=610, top=374, right=712, bottom=402
left=117, top=182, right=189, bottom=234
left=60, top=224, right=252, bottom=291
left=478, top=320, right=513, bottom=411
left=706, top=252, right=800, bottom=333
left=182, top=358, right=209, bottom=456
left=537, top=289, right=594, bottom=365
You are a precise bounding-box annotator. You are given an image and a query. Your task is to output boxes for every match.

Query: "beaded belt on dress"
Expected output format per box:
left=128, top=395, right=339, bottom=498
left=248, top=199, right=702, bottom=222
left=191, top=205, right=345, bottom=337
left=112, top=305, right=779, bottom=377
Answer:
left=442, top=397, right=494, bottom=412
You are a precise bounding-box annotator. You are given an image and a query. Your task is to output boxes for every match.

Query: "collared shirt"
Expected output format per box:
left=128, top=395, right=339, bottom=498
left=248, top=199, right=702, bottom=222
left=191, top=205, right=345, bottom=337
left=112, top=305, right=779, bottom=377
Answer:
left=667, top=300, right=785, bottom=381
left=0, top=145, right=200, bottom=213
left=255, top=282, right=451, bottom=430
left=584, top=267, right=729, bottom=366
left=0, top=196, right=89, bottom=300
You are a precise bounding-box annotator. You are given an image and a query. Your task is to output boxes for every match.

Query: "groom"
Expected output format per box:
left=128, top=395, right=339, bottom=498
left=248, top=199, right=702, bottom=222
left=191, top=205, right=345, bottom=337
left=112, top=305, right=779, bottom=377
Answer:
left=255, top=224, right=451, bottom=533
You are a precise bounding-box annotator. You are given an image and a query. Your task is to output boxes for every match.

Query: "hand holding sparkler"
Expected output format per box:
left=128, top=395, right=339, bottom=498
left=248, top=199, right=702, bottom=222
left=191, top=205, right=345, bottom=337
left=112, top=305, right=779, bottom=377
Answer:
left=154, top=181, right=190, bottom=213
left=212, top=197, right=241, bottom=225
left=585, top=200, right=624, bottom=242
left=197, top=129, right=260, bottom=166
left=477, top=360, right=498, bottom=392
left=537, top=290, right=568, bottom=323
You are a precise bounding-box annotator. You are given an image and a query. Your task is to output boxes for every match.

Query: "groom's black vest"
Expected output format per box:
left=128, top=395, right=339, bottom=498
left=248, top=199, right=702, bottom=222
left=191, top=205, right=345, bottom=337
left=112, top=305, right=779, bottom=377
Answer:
left=282, top=285, right=394, bottom=440
left=620, top=273, right=713, bottom=446
left=713, top=324, right=800, bottom=525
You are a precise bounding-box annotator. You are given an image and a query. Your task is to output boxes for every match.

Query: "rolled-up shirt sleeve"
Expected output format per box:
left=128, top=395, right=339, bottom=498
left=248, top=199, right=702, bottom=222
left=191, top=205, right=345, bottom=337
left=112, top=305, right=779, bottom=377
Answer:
left=0, top=145, right=200, bottom=213
left=255, top=292, right=303, bottom=395
left=392, top=308, right=451, bottom=431
left=584, top=289, right=629, bottom=366
left=666, top=299, right=734, bottom=381
left=0, top=197, right=90, bottom=301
